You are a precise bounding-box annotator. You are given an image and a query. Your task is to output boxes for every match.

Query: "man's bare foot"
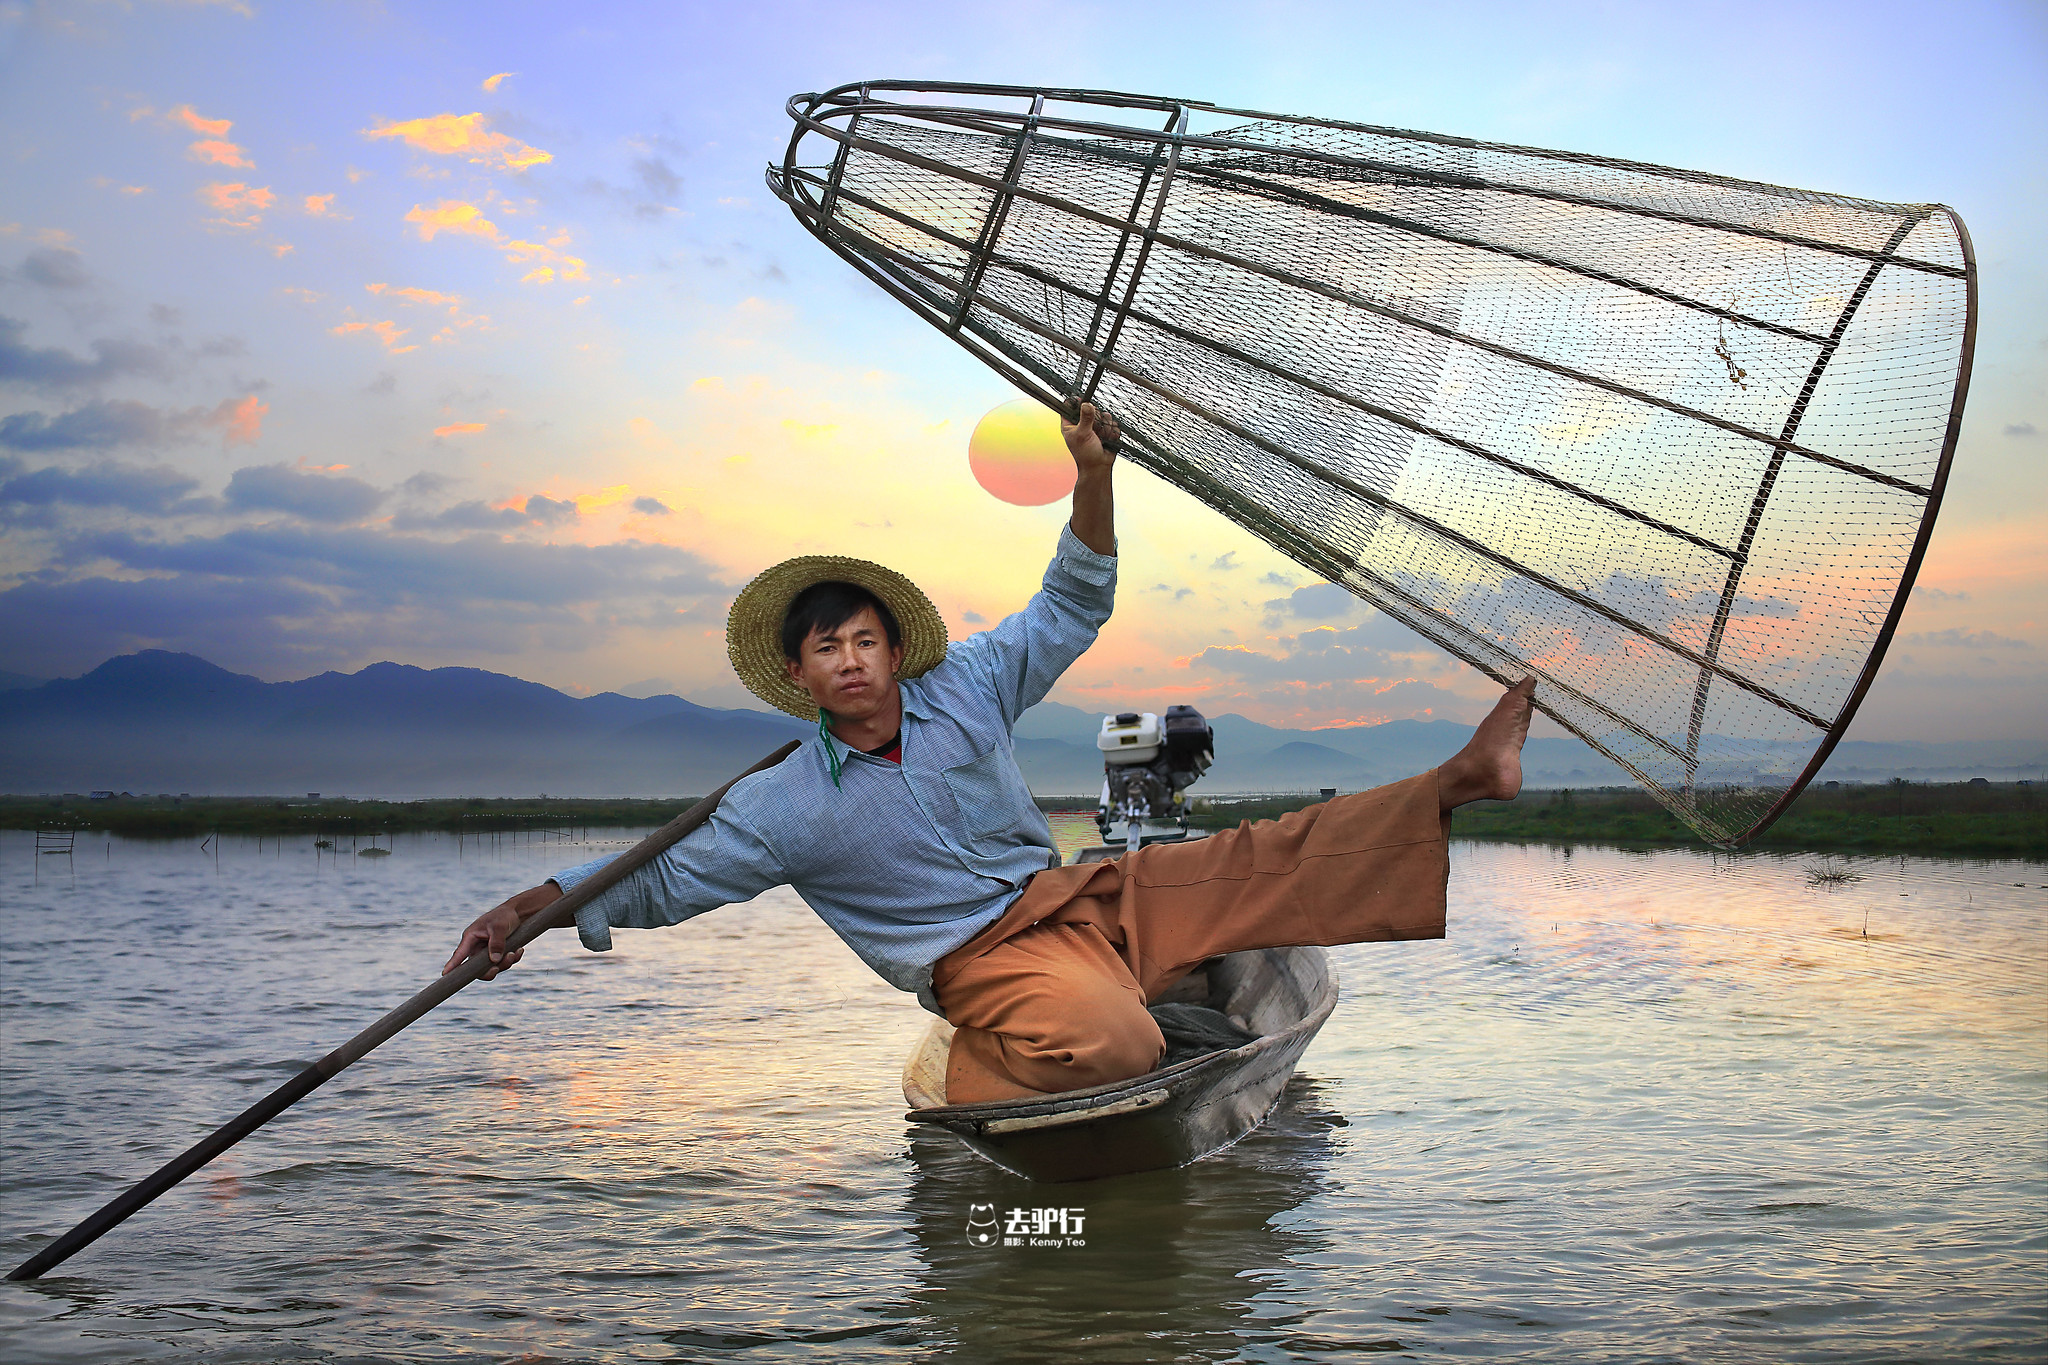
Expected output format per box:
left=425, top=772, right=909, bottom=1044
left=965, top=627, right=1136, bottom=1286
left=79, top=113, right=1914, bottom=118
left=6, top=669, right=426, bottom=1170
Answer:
left=1438, top=677, right=1536, bottom=812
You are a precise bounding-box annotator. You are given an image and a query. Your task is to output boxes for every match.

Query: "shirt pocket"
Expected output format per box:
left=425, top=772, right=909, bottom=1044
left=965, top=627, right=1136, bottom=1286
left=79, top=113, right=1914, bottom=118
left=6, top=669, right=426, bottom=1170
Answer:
left=940, top=746, right=1024, bottom=851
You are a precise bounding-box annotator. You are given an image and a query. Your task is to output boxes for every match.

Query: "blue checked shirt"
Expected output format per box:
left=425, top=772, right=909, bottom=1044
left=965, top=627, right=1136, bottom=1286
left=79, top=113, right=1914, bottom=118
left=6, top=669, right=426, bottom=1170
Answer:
left=549, top=525, right=1116, bottom=1011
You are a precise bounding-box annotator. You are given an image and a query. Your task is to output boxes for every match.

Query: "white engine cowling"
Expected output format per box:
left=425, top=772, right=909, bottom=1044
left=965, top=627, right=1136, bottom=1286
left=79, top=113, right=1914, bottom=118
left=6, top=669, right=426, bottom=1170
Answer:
left=1097, top=711, right=1162, bottom=765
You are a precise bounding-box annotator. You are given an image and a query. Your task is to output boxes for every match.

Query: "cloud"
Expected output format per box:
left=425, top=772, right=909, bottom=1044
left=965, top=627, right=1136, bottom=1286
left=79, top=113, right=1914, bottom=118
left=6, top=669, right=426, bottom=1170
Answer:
left=198, top=181, right=275, bottom=229
left=167, top=105, right=232, bottom=138
left=67, top=525, right=726, bottom=608
left=392, top=499, right=527, bottom=531
left=634, top=157, right=681, bottom=203
left=962, top=611, right=987, bottom=625
left=630, top=495, right=670, bottom=515
left=1263, top=582, right=1360, bottom=623
left=0, top=391, right=259, bottom=451
left=0, top=574, right=334, bottom=678
left=16, top=248, right=89, bottom=289
left=398, top=471, right=451, bottom=498
left=524, top=493, right=577, bottom=525
left=368, top=283, right=458, bottom=307
left=1900, top=628, right=2031, bottom=650
left=164, top=106, right=252, bottom=170
left=223, top=463, right=386, bottom=522
left=302, top=193, right=345, bottom=218
left=189, top=139, right=253, bottom=169
left=4, top=525, right=730, bottom=677
left=1189, top=634, right=1399, bottom=686
left=0, top=315, right=174, bottom=390
left=586, top=156, right=683, bottom=218
left=0, top=399, right=180, bottom=451
left=0, top=400, right=163, bottom=451
left=482, top=72, right=516, bottom=92
left=404, top=199, right=499, bottom=242
left=0, top=458, right=211, bottom=521
left=433, top=421, right=486, bottom=437
left=364, top=282, right=488, bottom=337
left=1679, top=584, right=1798, bottom=619
left=403, top=200, right=588, bottom=283
left=1210, top=551, right=1239, bottom=572
left=331, top=319, right=417, bottom=354
left=363, top=113, right=552, bottom=172
left=2004, top=423, right=2038, bottom=438
left=213, top=393, right=265, bottom=448
left=1171, top=619, right=1481, bottom=725
left=1911, top=585, right=1970, bottom=602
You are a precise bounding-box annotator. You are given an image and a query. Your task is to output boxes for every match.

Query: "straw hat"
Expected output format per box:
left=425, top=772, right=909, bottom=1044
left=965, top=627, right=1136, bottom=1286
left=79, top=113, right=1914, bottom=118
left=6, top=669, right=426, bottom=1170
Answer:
left=726, top=555, right=950, bottom=718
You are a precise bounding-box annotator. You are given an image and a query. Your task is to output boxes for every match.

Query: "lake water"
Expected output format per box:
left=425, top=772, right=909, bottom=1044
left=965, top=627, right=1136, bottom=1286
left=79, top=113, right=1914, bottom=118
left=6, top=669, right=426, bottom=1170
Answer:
left=1, top=821, right=2043, bottom=1363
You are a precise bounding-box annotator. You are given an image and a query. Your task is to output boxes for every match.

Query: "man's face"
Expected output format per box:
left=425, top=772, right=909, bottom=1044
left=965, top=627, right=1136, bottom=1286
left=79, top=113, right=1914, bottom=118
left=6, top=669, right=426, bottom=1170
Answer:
left=784, top=604, right=904, bottom=723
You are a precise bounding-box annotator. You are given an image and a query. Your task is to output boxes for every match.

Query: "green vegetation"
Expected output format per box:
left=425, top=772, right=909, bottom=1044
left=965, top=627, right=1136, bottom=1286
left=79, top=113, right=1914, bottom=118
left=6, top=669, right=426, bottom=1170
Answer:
left=0, top=794, right=701, bottom=840
left=1189, top=780, right=2044, bottom=859
left=7, top=781, right=2041, bottom=859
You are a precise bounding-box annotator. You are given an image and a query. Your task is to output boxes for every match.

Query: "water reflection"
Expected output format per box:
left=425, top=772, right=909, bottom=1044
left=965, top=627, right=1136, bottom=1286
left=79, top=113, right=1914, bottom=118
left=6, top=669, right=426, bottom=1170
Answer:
left=894, top=1076, right=1345, bottom=1362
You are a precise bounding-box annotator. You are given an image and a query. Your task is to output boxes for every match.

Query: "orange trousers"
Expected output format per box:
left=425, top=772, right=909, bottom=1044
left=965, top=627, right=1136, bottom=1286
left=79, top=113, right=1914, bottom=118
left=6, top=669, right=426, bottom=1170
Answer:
left=931, top=770, right=1450, bottom=1104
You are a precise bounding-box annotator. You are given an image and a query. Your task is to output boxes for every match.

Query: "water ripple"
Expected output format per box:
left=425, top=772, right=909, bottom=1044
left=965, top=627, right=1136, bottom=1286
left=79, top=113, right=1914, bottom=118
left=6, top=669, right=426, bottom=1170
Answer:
left=1, top=830, right=2042, bottom=1362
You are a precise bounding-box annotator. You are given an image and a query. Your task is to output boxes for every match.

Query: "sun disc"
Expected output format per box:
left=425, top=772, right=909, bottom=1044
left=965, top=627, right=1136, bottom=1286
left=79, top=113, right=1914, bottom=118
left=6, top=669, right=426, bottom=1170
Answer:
left=968, top=399, right=1074, bottom=507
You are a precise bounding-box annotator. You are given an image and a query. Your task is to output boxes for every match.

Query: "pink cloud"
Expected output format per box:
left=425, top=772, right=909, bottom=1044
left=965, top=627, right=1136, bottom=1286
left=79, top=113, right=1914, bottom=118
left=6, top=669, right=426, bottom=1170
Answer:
left=367, top=282, right=459, bottom=307
left=198, top=181, right=275, bottom=229
left=188, top=138, right=253, bottom=168
left=330, top=318, right=418, bottom=354
left=403, top=200, right=586, bottom=284
left=209, top=394, right=267, bottom=448
left=168, top=105, right=232, bottom=138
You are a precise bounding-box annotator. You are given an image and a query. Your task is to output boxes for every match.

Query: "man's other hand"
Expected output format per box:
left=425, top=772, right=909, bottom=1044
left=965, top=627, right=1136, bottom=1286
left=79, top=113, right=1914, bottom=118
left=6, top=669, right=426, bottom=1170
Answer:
left=443, top=881, right=562, bottom=979
left=1061, top=400, right=1120, bottom=475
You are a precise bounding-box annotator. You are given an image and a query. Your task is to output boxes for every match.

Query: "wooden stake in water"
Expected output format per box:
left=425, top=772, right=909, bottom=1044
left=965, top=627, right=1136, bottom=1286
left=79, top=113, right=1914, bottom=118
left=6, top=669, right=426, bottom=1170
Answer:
left=5, top=740, right=801, bottom=1282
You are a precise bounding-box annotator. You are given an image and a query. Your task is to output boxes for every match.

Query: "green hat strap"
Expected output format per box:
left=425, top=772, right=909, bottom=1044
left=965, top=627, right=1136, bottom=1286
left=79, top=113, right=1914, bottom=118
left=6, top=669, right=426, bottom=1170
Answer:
left=818, top=709, right=844, bottom=790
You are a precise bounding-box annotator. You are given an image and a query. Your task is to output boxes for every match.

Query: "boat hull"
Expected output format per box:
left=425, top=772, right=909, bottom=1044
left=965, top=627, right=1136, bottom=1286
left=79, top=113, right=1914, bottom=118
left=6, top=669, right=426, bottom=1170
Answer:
left=902, top=945, right=1336, bottom=1182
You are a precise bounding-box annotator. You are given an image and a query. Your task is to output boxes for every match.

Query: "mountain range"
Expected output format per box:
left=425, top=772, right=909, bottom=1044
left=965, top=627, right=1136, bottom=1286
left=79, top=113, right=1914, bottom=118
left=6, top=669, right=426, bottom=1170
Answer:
left=0, top=651, right=2037, bottom=798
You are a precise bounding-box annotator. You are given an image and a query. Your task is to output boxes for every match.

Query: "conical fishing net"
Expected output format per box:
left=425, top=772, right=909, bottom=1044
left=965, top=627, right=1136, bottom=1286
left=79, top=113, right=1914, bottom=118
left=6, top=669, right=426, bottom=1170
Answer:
left=768, top=81, right=1976, bottom=846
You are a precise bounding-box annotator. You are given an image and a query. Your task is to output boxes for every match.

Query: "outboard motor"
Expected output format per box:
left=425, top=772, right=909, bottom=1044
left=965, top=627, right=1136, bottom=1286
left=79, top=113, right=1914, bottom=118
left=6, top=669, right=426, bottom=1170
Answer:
left=1095, top=704, right=1215, bottom=849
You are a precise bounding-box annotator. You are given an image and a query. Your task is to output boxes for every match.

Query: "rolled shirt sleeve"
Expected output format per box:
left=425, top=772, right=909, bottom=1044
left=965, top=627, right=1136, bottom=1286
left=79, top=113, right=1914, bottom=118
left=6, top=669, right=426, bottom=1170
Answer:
left=550, top=802, right=785, bottom=952
left=944, top=523, right=1116, bottom=730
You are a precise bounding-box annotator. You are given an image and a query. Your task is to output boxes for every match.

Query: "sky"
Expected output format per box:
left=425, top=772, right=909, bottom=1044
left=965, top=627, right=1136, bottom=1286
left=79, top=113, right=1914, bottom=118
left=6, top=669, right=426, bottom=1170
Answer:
left=0, top=0, right=2041, bottom=743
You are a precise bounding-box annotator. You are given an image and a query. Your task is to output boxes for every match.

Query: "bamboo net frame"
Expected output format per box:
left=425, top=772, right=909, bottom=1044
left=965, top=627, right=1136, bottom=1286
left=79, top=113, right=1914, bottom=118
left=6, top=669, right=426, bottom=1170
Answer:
left=768, top=80, right=1976, bottom=846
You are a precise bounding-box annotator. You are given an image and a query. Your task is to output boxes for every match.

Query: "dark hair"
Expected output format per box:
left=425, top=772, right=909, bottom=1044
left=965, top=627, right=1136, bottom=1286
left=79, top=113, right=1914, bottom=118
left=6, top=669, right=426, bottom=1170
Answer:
left=780, top=580, right=903, bottom=661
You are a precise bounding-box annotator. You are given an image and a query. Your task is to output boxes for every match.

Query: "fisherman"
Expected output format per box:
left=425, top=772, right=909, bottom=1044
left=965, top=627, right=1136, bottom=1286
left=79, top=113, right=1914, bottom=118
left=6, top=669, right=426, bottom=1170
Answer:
left=444, top=402, right=1534, bottom=1103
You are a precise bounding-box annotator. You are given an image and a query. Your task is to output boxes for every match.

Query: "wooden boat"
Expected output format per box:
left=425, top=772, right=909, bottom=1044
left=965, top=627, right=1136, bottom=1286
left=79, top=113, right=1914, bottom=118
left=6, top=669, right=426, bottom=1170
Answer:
left=901, top=944, right=1337, bottom=1182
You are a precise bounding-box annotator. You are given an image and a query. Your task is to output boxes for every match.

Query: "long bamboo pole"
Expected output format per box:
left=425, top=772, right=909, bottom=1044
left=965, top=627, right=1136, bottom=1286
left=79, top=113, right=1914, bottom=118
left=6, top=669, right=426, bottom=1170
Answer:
left=6, top=739, right=802, bottom=1282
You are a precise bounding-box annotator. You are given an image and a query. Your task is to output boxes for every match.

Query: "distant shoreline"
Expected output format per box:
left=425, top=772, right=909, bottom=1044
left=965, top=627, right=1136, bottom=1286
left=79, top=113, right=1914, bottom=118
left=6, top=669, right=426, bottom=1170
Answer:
left=2, top=781, right=2041, bottom=859
left=1197, top=783, right=2045, bottom=860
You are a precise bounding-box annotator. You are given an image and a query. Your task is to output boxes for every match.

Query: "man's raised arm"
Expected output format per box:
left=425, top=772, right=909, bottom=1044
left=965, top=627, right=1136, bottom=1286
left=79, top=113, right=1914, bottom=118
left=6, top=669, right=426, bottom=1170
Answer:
left=1062, top=401, right=1118, bottom=555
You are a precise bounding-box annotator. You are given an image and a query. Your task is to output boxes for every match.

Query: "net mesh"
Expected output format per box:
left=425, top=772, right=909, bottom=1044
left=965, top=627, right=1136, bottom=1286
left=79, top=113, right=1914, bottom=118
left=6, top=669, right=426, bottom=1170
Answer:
left=769, top=83, right=1975, bottom=846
